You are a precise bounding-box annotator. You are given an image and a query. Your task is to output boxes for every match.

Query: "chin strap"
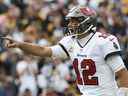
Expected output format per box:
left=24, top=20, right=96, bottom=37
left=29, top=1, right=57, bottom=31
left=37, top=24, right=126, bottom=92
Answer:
left=64, top=23, right=96, bottom=38
left=70, top=24, right=95, bottom=39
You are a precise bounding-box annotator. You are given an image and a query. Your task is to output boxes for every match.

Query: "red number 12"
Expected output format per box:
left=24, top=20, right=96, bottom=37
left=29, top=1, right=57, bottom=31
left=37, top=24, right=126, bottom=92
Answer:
left=73, top=58, right=98, bottom=85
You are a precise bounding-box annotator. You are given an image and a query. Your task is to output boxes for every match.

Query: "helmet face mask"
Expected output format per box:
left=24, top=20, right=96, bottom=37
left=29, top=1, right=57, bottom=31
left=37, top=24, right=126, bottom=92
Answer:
left=64, top=6, right=97, bottom=37
left=66, top=17, right=83, bottom=35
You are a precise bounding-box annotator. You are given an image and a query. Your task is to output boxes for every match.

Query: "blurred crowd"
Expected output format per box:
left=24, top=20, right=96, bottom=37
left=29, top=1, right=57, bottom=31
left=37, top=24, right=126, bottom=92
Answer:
left=0, top=0, right=127, bottom=96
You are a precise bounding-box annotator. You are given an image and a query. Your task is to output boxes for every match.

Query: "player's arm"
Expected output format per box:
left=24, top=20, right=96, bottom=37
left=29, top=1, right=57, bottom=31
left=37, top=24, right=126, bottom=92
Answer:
left=106, top=54, right=128, bottom=87
left=116, top=63, right=128, bottom=95
left=1, top=37, right=69, bottom=59
left=102, top=35, right=128, bottom=94
left=102, top=35, right=128, bottom=87
left=1, top=37, right=52, bottom=57
left=18, top=42, right=52, bottom=57
left=116, top=68, right=128, bottom=87
left=106, top=55, right=128, bottom=95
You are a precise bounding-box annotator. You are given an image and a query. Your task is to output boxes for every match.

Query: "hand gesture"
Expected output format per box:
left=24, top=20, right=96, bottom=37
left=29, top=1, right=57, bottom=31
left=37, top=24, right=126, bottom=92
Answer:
left=0, top=37, right=20, bottom=48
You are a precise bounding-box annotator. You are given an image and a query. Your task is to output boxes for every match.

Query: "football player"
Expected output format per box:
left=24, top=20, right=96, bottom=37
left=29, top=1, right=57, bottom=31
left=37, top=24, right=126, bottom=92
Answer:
left=2, top=6, right=128, bottom=96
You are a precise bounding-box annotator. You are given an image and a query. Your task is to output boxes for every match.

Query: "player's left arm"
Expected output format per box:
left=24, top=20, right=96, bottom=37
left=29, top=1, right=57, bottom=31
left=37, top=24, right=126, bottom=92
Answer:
left=102, top=34, right=128, bottom=94
left=104, top=35, right=128, bottom=87
left=106, top=54, right=128, bottom=95
left=106, top=54, right=128, bottom=87
left=116, top=65, right=128, bottom=95
left=116, top=68, right=128, bottom=87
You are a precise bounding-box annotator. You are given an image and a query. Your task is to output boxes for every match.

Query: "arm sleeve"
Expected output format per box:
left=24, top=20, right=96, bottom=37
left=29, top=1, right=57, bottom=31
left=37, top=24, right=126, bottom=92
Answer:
left=102, top=36, right=121, bottom=60
left=50, top=36, right=73, bottom=59
left=106, top=55, right=126, bottom=73
left=50, top=45, right=69, bottom=59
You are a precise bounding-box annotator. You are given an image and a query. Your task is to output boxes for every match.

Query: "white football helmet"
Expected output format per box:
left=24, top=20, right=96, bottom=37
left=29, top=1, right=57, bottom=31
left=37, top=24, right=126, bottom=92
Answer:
left=64, top=6, right=97, bottom=36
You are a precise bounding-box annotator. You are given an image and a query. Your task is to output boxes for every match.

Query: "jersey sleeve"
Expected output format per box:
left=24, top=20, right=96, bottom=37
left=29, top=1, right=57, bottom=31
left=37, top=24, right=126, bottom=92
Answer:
left=101, top=35, right=121, bottom=60
left=50, top=36, right=73, bottom=59
left=50, top=45, right=68, bottom=59
left=106, top=55, right=125, bottom=72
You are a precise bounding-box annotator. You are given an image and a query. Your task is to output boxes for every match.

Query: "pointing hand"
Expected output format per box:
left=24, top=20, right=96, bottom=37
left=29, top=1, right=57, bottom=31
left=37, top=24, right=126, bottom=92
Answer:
left=0, top=37, right=20, bottom=48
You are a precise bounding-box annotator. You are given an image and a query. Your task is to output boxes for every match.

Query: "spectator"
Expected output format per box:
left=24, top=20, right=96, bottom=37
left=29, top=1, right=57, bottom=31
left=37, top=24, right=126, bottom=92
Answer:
left=16, top=55, right=38, bottom=96
left=0, top=0, right=8, bottom=14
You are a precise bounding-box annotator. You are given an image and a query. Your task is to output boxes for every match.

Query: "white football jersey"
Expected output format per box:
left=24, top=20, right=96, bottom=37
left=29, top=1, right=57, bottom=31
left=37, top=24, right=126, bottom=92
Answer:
left=51, top=32, right=125, bottom=96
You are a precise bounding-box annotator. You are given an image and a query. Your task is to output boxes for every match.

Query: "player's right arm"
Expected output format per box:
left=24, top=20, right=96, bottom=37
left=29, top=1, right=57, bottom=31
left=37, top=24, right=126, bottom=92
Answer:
left=19, top=42, right=52, bottom=57
left=1, top=37, right=52, bottom=57
left=2, top=37, right=69, bottom=59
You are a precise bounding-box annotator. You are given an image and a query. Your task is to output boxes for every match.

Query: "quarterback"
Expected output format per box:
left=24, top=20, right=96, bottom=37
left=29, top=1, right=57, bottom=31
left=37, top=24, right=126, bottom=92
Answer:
left=2, top=6, right=128, bottom=96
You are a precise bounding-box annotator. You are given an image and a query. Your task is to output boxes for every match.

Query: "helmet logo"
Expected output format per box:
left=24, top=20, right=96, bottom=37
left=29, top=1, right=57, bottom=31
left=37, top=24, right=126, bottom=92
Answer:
left=80, top=7, right=95, bottom=16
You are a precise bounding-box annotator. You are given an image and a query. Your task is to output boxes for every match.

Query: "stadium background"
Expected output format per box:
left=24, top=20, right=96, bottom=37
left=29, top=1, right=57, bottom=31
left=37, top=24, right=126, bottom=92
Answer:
left=0, top=0, right=127, bottom=96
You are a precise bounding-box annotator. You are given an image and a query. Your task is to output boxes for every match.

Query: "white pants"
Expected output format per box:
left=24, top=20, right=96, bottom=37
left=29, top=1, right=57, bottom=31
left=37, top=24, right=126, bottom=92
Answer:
left=19, top=82, right=37, bottom=96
